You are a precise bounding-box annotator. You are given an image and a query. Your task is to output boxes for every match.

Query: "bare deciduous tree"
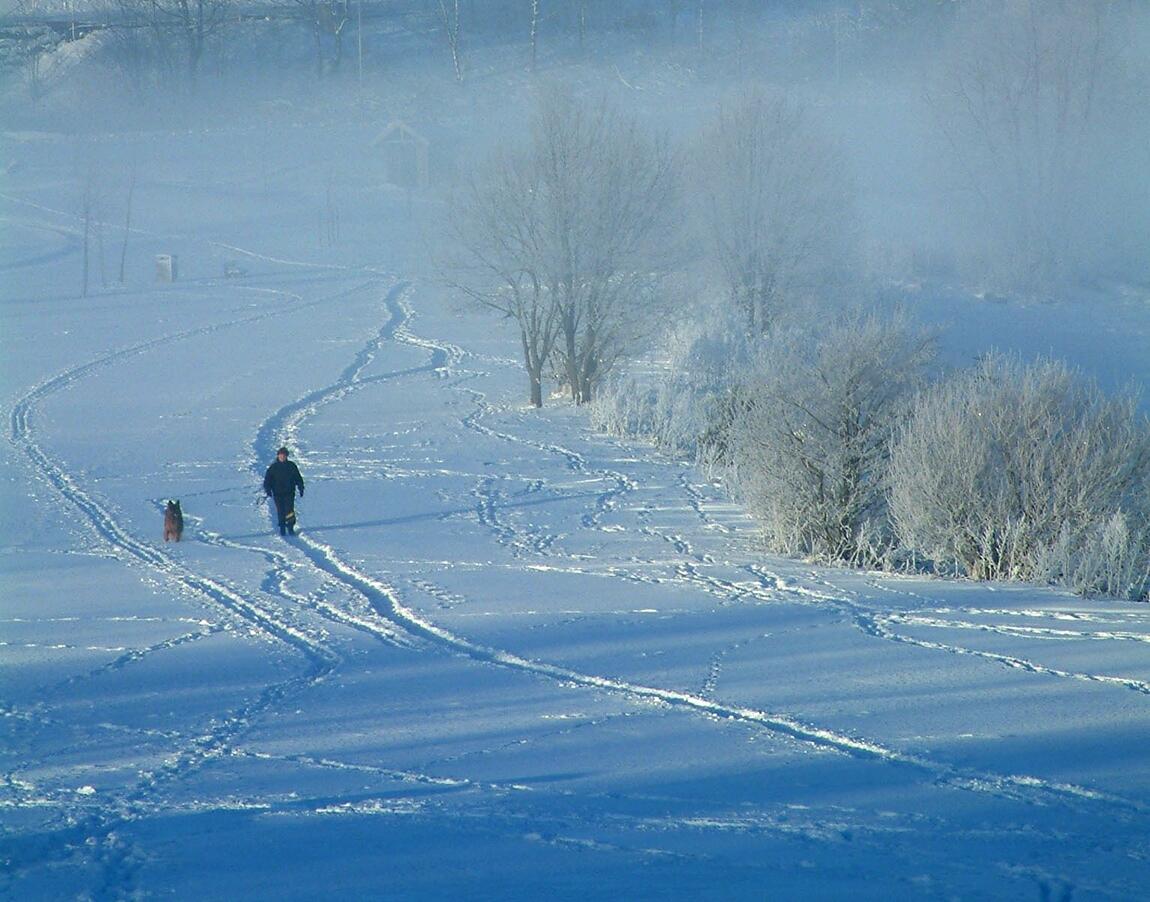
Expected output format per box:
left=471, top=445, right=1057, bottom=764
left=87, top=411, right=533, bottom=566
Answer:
left=529, top=0, right=540, bottom=71
left=446, top=90, right=679, bottom=406
left=0, top=26, right=63, bottom=104
left=695, top=89, right=856, bottom=334
left=533, top=91, right=679, bottom=404
left=444, top=147, right=560, bottom=407
left=290, top=0, right=352, bottom=77
left=930, top=0, right=1139, bottom=293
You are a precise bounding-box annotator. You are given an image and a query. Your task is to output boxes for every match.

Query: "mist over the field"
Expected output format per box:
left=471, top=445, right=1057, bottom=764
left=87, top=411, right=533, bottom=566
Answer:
left=4, top=1, right=1149, bottom=301
left=6, top=1, right=1150, bottom=296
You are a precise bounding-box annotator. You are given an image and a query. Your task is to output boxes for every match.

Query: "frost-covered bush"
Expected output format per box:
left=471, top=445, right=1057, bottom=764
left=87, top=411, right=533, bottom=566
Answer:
left=1036, top=513, right=1150, bottom=602
left=729, top=309, right=936, bottom=565
left=589, top=375, right=701, bottom=457
left=889, top=354, right=1150, bottom=595
left=589, top=314, right=748, bottom=459
left=695, top=384, right=751, bottom=476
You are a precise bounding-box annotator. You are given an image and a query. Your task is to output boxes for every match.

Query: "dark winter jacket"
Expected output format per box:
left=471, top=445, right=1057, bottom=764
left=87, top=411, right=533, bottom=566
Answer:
left=264, top=459, right=305, bottom=498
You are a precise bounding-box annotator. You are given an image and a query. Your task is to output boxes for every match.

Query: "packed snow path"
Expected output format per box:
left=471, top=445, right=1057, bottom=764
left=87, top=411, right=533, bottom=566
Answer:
left=5, top=254, right=1150, bottom=899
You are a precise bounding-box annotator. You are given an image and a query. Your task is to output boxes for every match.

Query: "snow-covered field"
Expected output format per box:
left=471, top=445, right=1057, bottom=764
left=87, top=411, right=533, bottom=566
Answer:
left=3, top=122, right=1150, bottom=901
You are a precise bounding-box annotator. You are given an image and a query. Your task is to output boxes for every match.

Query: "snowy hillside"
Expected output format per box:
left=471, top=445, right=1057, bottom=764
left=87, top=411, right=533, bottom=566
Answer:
left=3, top=113, right=1150, bottom=901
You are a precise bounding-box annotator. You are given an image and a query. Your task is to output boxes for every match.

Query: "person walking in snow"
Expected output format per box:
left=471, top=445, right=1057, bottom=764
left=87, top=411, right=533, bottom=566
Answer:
left=264, top=446, right=305, bottom=536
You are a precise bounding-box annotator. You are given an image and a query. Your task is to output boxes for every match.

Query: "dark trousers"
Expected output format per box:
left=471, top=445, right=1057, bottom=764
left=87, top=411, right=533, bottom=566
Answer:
left=272, top=493, right=296, bottom=534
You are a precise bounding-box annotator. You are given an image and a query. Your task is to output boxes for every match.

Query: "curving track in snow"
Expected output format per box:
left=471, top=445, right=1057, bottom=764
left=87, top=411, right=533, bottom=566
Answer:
left=5, top=279, right=366, bottom=892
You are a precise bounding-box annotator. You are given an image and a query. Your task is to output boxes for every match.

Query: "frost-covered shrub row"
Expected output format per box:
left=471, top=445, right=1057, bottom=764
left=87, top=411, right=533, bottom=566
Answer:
left=596, top=329, right=1150, bottom=601
left=594, top=308, right=935, bottom=566
left=889, top=354, right=1150, bottom=599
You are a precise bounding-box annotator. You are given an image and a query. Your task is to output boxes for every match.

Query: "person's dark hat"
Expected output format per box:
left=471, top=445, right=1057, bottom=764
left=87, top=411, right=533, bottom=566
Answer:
left=277, top=446, right=289, bottom=456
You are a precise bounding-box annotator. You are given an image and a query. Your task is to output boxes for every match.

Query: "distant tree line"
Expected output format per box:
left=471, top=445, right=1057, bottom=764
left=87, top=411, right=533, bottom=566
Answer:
left=1, top=0, right=965, bottom=92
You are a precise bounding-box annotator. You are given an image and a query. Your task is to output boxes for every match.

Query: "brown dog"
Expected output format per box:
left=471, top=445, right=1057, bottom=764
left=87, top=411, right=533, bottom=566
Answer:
left=163, top=500, right=184, bottom=542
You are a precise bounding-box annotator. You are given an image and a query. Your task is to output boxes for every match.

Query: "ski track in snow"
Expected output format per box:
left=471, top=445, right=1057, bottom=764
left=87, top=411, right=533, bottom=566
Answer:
left=5, top=275, right=384, bottom=889
left=9, top=244, right=1150, bottom=895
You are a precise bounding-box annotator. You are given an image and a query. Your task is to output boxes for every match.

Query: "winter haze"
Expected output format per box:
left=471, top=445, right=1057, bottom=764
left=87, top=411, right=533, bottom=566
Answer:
left=3, top=2, right=1150, bottom=900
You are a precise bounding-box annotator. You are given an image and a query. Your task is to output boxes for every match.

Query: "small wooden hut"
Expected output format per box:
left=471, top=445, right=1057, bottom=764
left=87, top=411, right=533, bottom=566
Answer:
left=372, top=120, right=430, bottom=190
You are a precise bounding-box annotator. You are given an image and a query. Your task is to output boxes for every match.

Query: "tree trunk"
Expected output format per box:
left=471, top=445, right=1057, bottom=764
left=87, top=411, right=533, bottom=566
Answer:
left=186, top=0, right=206, bottom=87
left=522, top=328, right=545, bottom=407
left=119, top=169, right=135, bottom=284
left=81, top=186, right=91, bottom=297
left=439, top=0, right=464, bottom=83
left=529, top=0, right=539, bottom=72
left=565, top=327, right=579, bottom=402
